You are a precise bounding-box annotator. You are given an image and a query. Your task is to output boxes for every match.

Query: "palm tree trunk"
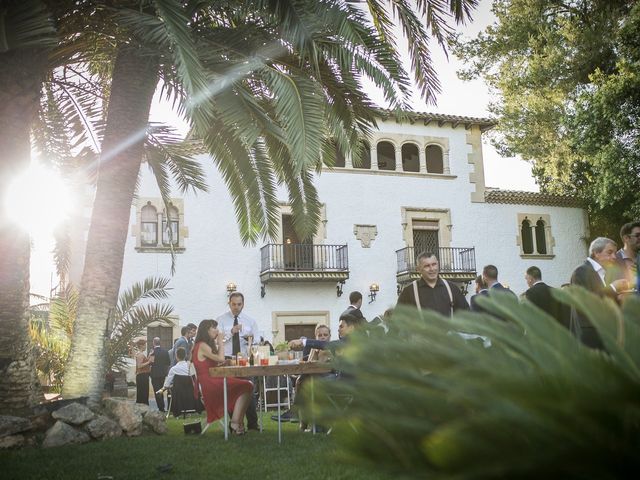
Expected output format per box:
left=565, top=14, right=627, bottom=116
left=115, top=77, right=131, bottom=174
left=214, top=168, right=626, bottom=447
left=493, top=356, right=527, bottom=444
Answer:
left=0, top=49, right=49, bottom=412
left=63, top=45, right=158, bottom=404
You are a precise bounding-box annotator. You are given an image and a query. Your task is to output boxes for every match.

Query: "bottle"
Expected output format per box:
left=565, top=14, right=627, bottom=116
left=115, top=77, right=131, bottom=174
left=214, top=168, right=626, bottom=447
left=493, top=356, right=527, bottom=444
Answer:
left=249, top=349, right=255, bottom=366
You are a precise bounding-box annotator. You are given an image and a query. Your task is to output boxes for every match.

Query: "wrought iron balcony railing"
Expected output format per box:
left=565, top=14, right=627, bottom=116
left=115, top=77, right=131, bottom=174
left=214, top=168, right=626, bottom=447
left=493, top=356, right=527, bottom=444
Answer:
left=260, top=243, right=349, bottom=282
left=396, top=246, right=476, bottom=276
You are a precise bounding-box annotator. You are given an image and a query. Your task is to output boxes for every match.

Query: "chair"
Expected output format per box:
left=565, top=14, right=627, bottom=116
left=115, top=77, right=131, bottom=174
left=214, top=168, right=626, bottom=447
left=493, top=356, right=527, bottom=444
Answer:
left=167, top=374, right=203, bottom=419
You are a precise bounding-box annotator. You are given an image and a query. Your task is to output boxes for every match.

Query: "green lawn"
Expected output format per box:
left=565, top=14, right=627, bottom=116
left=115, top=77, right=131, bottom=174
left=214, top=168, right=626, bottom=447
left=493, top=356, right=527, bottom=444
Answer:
left=0, top=412, right=397, bottom=479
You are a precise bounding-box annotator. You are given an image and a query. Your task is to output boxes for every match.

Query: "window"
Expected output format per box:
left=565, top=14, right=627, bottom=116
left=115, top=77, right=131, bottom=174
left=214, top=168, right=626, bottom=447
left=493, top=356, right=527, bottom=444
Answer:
left=517, top=214, right=554, bottom=257
left=425, top=145, right=444, bottom=173
left=162, top=205, right=179, bottom=246
left=377, top=141, right=395, bottom=170
left=521, top=218, right=534, bottom=254
left=334, top=143, right=345, bottom=168
left=141, top=204, right=158, bottom=246
left=353, top=143, right=371, bottom=169
left=402, top=143, right=420, bottom=172
left=134, top=198, right=187, bottom=252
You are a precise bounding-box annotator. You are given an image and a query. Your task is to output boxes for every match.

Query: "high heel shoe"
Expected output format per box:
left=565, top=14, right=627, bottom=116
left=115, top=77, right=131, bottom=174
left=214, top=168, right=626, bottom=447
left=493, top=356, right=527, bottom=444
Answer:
left=229, top=421, right=245, bottom=436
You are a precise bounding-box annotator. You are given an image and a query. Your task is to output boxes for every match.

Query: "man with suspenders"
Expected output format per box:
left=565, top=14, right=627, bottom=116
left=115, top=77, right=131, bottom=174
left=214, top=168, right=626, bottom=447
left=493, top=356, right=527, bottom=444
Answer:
left=397, top=251, right=470, bottom=316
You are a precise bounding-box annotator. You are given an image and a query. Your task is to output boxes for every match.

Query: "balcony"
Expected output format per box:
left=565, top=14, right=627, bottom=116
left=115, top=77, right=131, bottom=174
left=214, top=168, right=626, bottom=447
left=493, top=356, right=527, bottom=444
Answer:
left=260, top=244, right=349, bottom=283
left=396, top=246, right=477, bottom=285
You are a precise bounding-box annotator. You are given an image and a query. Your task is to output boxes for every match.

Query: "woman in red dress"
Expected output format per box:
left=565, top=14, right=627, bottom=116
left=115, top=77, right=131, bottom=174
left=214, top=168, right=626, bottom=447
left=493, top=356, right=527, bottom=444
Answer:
left=192, top=319, right=253, bottom=435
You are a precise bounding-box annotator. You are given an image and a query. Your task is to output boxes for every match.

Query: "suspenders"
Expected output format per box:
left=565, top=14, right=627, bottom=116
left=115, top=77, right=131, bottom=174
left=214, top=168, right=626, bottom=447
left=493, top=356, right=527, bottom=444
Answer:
left=412, top=278, right=454, bottom=316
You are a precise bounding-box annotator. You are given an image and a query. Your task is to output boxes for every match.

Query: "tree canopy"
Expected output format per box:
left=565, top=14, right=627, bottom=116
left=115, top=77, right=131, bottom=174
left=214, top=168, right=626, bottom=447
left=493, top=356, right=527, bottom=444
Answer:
left=454, top=0, right=640, bottom=238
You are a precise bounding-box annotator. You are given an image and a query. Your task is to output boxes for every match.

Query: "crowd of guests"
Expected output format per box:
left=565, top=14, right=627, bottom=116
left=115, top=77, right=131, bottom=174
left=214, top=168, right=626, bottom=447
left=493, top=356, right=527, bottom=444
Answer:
left=132, top=221, right=639, bottom=434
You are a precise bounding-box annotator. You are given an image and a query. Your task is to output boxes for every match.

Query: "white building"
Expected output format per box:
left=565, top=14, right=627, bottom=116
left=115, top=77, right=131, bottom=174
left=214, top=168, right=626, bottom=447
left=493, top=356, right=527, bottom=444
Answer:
left=119, top=111, right=589, bottom=347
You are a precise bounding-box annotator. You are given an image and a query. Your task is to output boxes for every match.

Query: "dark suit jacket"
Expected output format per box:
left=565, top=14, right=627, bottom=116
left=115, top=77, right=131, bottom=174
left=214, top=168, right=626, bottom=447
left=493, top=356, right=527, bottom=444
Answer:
left=470, top=283, right=516, bottom=314
left=524, top=282, right=568, bottom=327
left=570, top=260, right=617, bottom=349
left=150, top=346, right=171, bottom=378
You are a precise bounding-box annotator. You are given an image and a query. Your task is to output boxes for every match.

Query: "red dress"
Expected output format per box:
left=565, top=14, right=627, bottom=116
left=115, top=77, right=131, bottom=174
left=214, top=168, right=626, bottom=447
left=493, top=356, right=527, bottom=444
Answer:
left=192, top=342, right=253, bottom=423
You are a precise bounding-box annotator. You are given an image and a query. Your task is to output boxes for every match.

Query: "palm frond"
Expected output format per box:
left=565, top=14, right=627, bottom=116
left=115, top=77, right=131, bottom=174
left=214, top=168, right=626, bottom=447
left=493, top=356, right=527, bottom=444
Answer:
left=312, top=289, right=640, bottom=477
left=0, top=0, right=57, bottom=53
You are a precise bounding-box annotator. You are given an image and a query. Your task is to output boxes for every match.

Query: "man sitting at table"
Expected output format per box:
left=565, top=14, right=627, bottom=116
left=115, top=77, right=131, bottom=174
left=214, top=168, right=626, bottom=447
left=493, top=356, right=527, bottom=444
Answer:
left=287, top=313, right=365, bottom=431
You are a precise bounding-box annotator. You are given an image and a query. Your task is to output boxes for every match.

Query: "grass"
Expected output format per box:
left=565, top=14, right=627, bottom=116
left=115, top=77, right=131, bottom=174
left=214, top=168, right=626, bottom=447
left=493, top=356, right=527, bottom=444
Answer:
left=0, top=411, right=396, bottom=480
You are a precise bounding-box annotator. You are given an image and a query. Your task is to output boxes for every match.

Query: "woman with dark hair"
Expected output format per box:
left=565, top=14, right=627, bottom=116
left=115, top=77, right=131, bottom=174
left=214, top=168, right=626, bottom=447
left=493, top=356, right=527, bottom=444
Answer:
left=192, top=319, right=253, bottom=435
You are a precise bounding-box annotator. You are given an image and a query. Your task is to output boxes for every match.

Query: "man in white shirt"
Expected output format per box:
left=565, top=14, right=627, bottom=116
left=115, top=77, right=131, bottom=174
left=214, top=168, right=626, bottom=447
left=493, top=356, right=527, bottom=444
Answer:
left=216, top=292, right=259, bottom=358
left=162, top=347, right=190, bottom=390
left=215, top=292, right=259, bottom=430
left=570, top=237, right=628, bottom=349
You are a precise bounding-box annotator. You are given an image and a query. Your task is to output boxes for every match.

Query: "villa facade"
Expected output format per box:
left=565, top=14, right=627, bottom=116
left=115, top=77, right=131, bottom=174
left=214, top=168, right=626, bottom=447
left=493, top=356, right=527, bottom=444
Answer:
left=114, top=111, right=589, bottom=347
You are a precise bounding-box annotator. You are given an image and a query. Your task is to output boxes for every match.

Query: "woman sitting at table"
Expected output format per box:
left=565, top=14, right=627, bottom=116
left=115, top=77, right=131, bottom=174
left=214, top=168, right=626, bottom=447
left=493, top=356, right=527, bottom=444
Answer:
left=192, top=319, right=253, bottom=435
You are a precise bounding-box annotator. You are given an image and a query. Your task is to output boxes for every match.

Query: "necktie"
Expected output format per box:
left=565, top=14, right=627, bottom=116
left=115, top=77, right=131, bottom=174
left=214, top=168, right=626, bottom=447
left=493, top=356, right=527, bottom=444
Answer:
left=232, top=315, right=241, bottom=355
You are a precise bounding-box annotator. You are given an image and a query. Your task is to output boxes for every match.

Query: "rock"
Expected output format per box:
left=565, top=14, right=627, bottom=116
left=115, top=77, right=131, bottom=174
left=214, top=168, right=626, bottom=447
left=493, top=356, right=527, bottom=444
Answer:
left=102, top=398, right=143, bottom=436
left=0, top=435, right=25, bottom=449
left=0, top=415, right=32, bottom=437
left=52, top=402, right=95, bottom=425
left=42, top=421, right=91, bottom=448
left=29, top=412, right=54, bottom=432
left=133, top=403, right=151, bottom=416
left=85, top=415, right=122, bottom=440
left=142, top=411, right=168, bottom=435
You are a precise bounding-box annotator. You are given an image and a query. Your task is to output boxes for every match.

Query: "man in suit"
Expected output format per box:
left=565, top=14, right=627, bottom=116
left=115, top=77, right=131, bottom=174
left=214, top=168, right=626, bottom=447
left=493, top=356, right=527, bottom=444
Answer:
left=341, top=291, right=364, bottom=319
left=524, top=266, right=567, bottom=326
left=470, top=265, right=516, bottom=313
left=171, top=323, right=197, bottom=366
left=570, top=237, right=629, bottom=349
left=149, top=337, right=171, bottom=412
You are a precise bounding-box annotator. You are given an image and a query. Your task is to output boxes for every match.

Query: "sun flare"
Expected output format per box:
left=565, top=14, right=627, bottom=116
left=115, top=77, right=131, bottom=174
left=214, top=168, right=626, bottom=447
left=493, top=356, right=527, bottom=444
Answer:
left=4, top=162, right=76, bottom=238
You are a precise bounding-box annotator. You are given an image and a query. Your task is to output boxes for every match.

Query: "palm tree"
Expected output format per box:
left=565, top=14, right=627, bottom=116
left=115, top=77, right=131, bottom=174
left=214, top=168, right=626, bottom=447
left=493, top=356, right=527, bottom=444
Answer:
left=12, top=0, right=477, bottom=404
left=0, top=0, right=57, bottom=411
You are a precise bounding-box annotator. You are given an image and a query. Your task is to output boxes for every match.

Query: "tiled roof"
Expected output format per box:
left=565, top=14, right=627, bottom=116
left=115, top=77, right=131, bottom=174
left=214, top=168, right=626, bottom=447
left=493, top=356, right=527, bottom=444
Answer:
left=376, top=109, right=497, bottom=131
left=485, top=190, right=583, bottom=207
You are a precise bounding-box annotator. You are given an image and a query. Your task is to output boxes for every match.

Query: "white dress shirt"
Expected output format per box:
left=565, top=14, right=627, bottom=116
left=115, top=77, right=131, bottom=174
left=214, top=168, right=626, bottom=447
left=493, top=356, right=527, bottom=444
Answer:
left=215, top=310, right=259, bottom=357
left=586, top=257, right=607, bottom=285
left=163, top=360, right=190, bottom=389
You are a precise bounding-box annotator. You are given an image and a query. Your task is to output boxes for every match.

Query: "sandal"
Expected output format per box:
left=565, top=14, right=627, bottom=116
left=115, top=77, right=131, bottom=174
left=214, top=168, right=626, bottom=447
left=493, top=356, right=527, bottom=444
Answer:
left=229, top=421, right=245, bottom=436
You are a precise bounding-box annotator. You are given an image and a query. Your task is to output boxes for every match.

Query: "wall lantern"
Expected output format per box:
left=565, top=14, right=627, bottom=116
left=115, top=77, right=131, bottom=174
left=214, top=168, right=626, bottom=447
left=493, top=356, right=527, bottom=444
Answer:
left=226, top=282, right=237, bottom=294
left=368, top=283, right=380, bottom=303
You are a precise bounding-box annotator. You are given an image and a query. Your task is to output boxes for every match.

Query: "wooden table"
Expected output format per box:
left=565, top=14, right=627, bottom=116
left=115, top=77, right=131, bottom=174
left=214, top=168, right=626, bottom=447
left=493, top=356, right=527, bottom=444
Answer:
left=209, top=362, right=333, bottom=442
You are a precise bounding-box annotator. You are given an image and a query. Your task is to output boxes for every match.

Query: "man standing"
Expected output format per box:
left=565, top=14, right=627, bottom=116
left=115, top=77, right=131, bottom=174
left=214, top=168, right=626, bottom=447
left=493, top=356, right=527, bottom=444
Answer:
left=171, top=323, right=197, bottom=366
left=470, top=265, right=516, bottom=312
left=341, top=291, right=364, bottom=319
left=570, top=237, right=629, bottom=349
left=396, top=251, right=469, bottom=316
left=216, top=292, right=259, bottom=430
left=524, top=266, right=567, bottom=326
left=149, top=337, right=171, bottom=412
left=609, top=221, right=640, bottom=292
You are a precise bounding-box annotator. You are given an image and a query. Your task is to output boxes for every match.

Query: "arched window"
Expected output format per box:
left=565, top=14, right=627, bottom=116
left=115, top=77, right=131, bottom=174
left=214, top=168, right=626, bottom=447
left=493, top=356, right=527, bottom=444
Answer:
left=353, top=142, right=371, bottom=169
left=535, top=219, right=547, bottom=254
left=377, top=141, right=395, bottom=170
left=401, top=143, right=420, bottom=172
left=521, top=218, right=533, bottom=254
left=162, top=205, right=180, bottom=246
left=425, top=145, right=444, bottom=173
left=141, top=203, right=158, bottom=246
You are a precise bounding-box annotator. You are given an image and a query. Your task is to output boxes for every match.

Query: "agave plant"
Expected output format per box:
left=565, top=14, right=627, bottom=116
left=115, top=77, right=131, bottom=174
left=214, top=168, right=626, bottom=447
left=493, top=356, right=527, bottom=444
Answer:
left=313, top=288, right=640, bottom=479
left=29, top=278, right=173, bottom=392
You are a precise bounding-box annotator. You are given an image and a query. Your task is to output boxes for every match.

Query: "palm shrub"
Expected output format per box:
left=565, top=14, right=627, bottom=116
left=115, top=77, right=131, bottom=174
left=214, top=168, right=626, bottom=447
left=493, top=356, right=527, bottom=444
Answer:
left=29, top=278, right=174, bottom=392
left=313, top=288, right=640, bottom=479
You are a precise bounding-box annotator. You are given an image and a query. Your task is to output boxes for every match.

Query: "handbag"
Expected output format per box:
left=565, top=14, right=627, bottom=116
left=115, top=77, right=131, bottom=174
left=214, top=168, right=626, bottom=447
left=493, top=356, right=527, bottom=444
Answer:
left=183, top=420, right=202, bottom=435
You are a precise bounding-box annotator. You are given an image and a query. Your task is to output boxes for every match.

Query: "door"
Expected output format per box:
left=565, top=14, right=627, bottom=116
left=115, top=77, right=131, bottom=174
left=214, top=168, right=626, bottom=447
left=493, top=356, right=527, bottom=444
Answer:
left=282, top=214, right=313, bottom=269
left=412, top=221, right=440, bottom=259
